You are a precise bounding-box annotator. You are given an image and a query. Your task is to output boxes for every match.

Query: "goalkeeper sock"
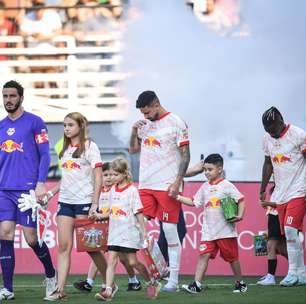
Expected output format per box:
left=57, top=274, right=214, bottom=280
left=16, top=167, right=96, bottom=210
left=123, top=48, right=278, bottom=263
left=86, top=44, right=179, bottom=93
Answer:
left=0, top=240, right=15, bottom=292
left=30, top=241, right=55, bottom=278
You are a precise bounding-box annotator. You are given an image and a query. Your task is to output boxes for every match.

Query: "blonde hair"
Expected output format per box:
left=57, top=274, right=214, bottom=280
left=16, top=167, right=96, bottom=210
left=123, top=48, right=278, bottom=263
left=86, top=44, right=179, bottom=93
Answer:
left=59, top=112, right=89, bottom=159
left=111, top=158, right=133, bottom=183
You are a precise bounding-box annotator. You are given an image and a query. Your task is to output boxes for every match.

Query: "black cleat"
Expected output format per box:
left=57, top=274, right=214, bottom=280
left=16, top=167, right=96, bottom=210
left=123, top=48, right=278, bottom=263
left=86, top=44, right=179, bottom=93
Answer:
left=73, top=280, right=93, bottom=293
left=181, top=281, right=203, bottom=294
left=233, top=281, right=248, bottom=293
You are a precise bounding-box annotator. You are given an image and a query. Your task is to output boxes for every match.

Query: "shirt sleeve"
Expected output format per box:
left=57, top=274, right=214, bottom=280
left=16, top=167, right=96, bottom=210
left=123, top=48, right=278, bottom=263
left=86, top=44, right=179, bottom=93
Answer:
left=224, top=181, right=244, bottom=203
left=296, top=127, right=306, bottom=153
left=33, top=117, right=50, bottom=183
left=87, top=141, right=102, bottom=168
left=193, top=183, right=206, bottom=208
left=176, top=117, right=190, bottom=147
left=131, top=187, right=144, bottom=214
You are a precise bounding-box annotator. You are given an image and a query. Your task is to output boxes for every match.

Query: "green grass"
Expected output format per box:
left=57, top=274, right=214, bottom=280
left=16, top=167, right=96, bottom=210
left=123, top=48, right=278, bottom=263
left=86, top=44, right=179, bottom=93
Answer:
left=7, top=275, right=306, bottom=303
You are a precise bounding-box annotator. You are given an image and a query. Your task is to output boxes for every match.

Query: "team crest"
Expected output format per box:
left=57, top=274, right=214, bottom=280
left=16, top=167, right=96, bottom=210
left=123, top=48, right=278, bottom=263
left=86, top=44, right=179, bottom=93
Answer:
left=6, top=128, right=15, bottom=136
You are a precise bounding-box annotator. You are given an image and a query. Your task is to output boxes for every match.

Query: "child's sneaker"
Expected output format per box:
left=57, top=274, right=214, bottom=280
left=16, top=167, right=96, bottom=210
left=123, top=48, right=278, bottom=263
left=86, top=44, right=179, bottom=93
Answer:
left=233, top=281, right=248, bottom=293
left=297, top=275, right=306, bottom=286
left=73, top=280, right=93, bottom=292
left=127, top=281, right=142, bottom=291
left=256, top=274, right=276, bottom=286
left=146, top=281, right=161, bottom=299
left=181, top=281, right=203, bottom=294
left=0, top=288, right=15, bottom=300
left=280, top=273, right=298, bottom=287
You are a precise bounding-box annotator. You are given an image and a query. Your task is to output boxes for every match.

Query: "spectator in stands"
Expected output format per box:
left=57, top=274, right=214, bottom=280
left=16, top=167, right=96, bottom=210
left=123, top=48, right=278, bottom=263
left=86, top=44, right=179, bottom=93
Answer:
left=0, top=1, right=16, bottom=61
left=19, top=0, right=63, bottom=90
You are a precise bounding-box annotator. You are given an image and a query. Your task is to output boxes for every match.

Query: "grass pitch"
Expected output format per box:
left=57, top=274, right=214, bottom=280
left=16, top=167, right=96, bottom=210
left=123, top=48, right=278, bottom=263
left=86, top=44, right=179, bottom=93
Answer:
left=8, top=275, right=306, bottom=304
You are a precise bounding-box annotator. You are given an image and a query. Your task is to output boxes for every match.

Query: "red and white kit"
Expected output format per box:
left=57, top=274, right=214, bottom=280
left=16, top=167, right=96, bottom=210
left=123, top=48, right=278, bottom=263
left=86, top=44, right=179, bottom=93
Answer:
left=58, top=141, right=102, bottom=205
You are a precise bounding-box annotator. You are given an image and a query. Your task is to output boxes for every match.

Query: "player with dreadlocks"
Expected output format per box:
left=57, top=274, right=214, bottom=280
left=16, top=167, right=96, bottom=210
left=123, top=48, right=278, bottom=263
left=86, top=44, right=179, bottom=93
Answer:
left=260, top=106, right=306, bottom=286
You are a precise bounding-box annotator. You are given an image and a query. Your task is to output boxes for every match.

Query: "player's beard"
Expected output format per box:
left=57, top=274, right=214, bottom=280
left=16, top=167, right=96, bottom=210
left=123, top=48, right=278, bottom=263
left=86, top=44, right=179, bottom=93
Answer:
left=5, top=100, right=21, bottom=113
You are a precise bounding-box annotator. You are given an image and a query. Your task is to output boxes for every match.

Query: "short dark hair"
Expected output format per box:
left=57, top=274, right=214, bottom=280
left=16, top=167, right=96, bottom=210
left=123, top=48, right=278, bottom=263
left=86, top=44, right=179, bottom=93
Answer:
left=204, top=153, right=224, bottom=167
left=3, top=80, right=24, bottom=97
left=136, top=90, right=159, bottom=108
left=102, top=162, right=111, bottom=171
left=262, top=106, right=284, bottom=127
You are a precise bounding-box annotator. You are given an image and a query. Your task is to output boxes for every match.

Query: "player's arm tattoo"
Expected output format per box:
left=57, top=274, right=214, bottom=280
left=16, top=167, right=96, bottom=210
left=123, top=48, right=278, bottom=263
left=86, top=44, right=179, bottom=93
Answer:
left=260, top=156, right=273, bottom=194
left=177, top=144, right=190, bottom=179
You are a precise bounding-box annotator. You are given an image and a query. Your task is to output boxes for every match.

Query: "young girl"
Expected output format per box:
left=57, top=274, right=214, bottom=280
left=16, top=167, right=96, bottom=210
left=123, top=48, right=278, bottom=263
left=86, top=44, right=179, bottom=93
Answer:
left=73, top=162, right=141, bottom=293
left=95, top=158, right=161, bottom=301
left=44, top=112, right=108, bottom=300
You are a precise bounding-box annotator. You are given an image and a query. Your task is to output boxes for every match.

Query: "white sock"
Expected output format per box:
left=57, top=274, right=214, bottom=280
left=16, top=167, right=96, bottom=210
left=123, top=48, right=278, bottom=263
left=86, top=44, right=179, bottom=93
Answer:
left=86, top=278, right=94, bottom=286
left=296, top=238, right=306, bottom=276
left=129, top=276, right=139, bottom=284
left=195, top=281, right=202, bottom=288
left=163, top=222, right=181, bottom=286
left=285, top=226, right=300, bottom=275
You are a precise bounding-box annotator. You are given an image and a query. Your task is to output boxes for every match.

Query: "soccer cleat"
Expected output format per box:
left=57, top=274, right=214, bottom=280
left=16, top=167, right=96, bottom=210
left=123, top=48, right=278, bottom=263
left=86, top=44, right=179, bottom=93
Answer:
left=233, top=281, right=248, bottom=293
left=256, top=274, right=276, bottom=286
left=297, top=275, right=306, bottom=286
left=146, top=281, right=162, bottom=299
left=44, top=273, right=58, bottom=298
left=73, top=280, right=93, bottom=292
left=280, top=273, right=298, bottom=287
left=160, top=282, right=179, bottom=292
left=0, top=288, right=15, bottom=300
left=127, top=281, right=142, bottom=291
left=181, top=281, right=203, bottom=294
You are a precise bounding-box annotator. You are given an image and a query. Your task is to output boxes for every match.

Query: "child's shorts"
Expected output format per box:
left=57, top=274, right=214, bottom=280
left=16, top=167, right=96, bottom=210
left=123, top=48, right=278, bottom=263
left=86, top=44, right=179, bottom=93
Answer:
left=199, top=237, right=238, bottom=262
left=108, top=245, right=138, bottom=253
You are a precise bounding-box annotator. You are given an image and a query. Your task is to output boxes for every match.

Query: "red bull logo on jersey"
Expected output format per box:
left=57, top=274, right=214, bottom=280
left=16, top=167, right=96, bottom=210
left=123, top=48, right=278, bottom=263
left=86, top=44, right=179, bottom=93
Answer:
left=143, top=136, right=161, bottom=148
left=0, top=140, right=23, bottom=153
left=205, top=197, right=221, bottom=208
left=62, top=160, right=81, bottom=170
left=110, top=206, right=128, bottom=218
left=271, top=153, right=291, bottom=164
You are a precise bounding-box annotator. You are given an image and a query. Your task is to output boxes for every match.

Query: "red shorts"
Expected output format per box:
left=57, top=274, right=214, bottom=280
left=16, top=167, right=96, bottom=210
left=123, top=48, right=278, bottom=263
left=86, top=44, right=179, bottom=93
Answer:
left=199, top=238, right=239, bottom=262
left=277, top=196, right=306, bottom=235
left=139, top=189, right=181, bottom=223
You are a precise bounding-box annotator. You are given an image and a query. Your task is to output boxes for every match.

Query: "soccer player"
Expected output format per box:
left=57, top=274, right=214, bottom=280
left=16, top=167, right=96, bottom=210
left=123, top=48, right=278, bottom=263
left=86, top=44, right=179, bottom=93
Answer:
left=129, top=90, right=190, bottom=291
left=94, top=158, right=161, bottom=301
left=43, top=112, right=108, bottom=300
left=0, top=80, right=57, bottom=300
left=177, top=154, right=247, bottom=293
left=260, top=106, right=306, bottom=286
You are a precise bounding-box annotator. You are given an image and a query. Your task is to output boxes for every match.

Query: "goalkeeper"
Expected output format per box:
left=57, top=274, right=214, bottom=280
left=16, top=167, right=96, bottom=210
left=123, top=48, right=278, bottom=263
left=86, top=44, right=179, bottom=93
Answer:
left=176, top=154, right=247, bottom=293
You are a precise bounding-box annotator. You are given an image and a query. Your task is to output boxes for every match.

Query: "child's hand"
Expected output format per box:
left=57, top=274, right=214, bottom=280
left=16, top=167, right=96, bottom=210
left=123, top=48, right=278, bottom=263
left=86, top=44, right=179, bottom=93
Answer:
left=260, top=200, right=276, bottom=208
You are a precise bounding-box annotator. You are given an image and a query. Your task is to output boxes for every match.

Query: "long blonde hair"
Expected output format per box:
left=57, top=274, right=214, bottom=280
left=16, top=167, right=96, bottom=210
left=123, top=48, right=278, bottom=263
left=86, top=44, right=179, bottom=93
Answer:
left=59, top=112, right=89, bottom=159
left=111, top=158, right=133, bottom=183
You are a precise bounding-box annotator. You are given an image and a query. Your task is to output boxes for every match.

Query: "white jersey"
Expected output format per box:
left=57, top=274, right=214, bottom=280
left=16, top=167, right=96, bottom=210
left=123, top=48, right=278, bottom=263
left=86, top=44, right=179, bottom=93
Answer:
left=98, top=187, right=111, bottom=215
left=193, top=178, right=244, bottom=241
left=263, top=124, right=306, bottom=204
left=58, top=141, right=102, bottom=205
left=138, top=112, right=189, bottom=190
left=107, top=184, right=144, bottom=249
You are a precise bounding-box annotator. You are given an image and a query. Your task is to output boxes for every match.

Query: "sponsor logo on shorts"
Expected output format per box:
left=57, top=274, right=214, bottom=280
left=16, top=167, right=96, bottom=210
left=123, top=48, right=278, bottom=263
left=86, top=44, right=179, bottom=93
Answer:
left=199, top=243, right=207, bottom=252
left=162, top=212, right=169, bottom=221
left=82, top=206, right=90, bottom=211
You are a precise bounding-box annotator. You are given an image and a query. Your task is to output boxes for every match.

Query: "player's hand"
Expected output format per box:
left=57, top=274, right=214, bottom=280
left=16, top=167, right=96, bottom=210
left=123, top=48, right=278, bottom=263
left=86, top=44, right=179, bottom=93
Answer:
left=35, top=182, right=47, bottom=204
left=18, top=190, right=38, bottom=212
left=89, top=204, right=98, bottom=219
left=260, top=200, right=270, bottom=208
left=168, top=182, right=180, bottom=198
left=132, top=120, right=147, bottom=131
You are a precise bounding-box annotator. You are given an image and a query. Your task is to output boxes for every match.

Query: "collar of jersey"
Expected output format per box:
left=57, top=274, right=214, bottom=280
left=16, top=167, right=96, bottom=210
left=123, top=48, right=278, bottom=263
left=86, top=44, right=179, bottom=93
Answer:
left=208, top=178, right=224, bottom=185
left=157, top=112, right=171, bottom=120
left=115, top=183, right=132, bottom=192
left=279, top=124, right=290, bottom=138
